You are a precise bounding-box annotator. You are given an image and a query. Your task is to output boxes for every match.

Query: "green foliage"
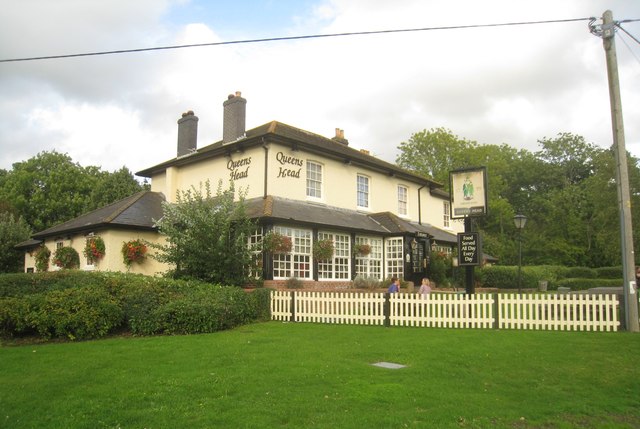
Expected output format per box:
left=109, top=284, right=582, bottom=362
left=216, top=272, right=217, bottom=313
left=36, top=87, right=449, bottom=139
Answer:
left=52, top=246, right=80, bottom=269
left=0, top=271, right=268, bottom=340
left=564, top=266, right=597, bottom=279
left=0, top=151, right=144, bottom=232
left=285, top=277, right=304, bottom=289
left=352, top=275, right=381, bottom=290
left=121, top=239, right=147, bottom=268
left=24, top=288, right=123, bottom=340
left=34, top=245, right=51, bottom=272
left=0, top=212, right=31, bottom=273
left=312, top=238, right=334, bottom=261
left=595, top=266, right=622, bottom=279
left=152, top=180, right=257, bottom=285
left=552, top=278, right=622, bottom=292
left=397, top=129, right=640, bottom=268
left=83, top=236, right=106, bottom=264
left=478, top=266, right=545, bottom=290
left=261, top=231, right=292, bottom=254
left=430, top=251, right=452, bottom=286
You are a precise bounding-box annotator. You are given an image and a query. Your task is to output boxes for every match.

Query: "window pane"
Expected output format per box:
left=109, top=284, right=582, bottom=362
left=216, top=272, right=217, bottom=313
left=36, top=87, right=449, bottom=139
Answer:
left=357, top=175, right=369, bottom=208
left=306, top=161, right=322, bottom=198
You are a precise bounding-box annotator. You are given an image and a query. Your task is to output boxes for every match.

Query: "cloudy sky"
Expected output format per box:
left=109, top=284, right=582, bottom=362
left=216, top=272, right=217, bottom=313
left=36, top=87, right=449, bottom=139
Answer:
left=0, top=0, right=638, bottom=177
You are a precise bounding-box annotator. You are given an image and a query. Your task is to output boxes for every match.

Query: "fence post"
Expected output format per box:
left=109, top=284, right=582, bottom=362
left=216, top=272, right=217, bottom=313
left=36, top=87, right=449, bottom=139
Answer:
left=493, top=293, right=499, bottom=330
left=290, top=291, right=296, bottom=323
left=384, top=292, right=390, bottom=327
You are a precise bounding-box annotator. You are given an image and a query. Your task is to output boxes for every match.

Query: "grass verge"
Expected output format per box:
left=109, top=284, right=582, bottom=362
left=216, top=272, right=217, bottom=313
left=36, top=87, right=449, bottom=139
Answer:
left=1, top=322, right=639, bottom=428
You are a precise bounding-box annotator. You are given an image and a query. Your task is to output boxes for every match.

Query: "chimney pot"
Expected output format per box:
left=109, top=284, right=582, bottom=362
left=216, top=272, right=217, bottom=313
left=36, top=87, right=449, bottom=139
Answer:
left=177, top=110, right=199, bottom=157
left=223, top=91, right=247, bottom=143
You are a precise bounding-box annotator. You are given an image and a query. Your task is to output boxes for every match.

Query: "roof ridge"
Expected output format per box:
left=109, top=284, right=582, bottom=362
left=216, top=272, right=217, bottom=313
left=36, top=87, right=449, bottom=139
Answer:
left=103, top=191, right=149, bottom=223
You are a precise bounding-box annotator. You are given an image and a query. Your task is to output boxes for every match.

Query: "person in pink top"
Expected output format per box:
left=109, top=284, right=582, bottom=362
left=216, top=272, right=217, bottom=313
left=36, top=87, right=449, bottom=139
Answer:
left=418, top=278, right=432, bottom=297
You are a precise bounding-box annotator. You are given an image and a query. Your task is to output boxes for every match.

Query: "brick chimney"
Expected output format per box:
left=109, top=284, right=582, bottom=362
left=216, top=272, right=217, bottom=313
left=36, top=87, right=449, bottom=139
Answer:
left=331, top=128, right=349, bottom=145
left=223, top=91, right=247, bottom=143
left=177, top=110, right=198, bottom=157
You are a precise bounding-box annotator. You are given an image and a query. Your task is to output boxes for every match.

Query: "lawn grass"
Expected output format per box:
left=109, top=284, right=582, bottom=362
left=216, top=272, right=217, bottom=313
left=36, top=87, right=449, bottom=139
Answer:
left=1, top=322, right=639, bottom=428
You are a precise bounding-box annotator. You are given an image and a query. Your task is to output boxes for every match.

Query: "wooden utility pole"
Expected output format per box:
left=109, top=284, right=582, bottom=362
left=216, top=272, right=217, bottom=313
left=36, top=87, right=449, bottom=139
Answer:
left=601, top=10, right=639, bottom=331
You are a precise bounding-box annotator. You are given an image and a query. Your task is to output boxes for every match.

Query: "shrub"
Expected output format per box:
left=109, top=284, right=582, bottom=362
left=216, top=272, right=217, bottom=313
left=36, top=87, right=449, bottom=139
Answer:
left=247, top=287, right=272, bottom=321
left=262, top=231, right=292, bottom=254
left=564, top=266, right=597, bottom=279
left=52, top=246, right=80, bottom=270
left=478, top=266, right=541, bottom=290
left=430, top=252, right=452, bottom=286
left=0, top=297, right=32, bottom=337
left=595, top=266, right=623, bottom=279
left=352, top=275, right=381, bottom=290
left=552, top=278, right=622, bottom=291
left=152, top=287, right=252, bottom=335
left=285, top=277, right=303, bottom=289
left=27, top=288, right=123, bottom=340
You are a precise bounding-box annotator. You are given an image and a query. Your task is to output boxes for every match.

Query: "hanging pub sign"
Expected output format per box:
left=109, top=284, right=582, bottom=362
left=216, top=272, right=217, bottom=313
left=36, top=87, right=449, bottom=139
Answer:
left=449, top=166, right=488, bottom=219
left=457, top=232, right=481, bottom=266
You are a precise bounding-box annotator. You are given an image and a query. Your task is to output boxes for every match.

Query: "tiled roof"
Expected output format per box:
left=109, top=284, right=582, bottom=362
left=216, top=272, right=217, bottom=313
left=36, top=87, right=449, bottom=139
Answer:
left=136, top=121, right=443, bottom=189
left=31, top=191, right=165, bottom=239
left=244, top=196, right=457, bottom=243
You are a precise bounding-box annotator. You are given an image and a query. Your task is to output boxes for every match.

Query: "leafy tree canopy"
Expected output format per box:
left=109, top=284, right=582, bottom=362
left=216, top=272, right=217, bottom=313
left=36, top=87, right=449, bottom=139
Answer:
left=151, top=180, right=257, bottom=285
left=397, top=128, right=640, bottom=267
left=0, top=151, right=145, bottom=232
left=0, top=212, right=32, bottom=273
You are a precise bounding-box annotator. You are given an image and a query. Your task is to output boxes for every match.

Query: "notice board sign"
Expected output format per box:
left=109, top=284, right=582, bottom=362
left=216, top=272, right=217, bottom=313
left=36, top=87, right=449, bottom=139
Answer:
left=450, top=167, right=488, bottom=218
left=458, top=232, right=481, bottom=266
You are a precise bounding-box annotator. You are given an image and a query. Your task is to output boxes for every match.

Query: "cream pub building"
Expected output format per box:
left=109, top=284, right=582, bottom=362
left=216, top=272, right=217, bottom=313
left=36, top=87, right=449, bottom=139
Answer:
left=137, top=92, right=463, bottom=287
left=21, top=92, right=463, bottom=287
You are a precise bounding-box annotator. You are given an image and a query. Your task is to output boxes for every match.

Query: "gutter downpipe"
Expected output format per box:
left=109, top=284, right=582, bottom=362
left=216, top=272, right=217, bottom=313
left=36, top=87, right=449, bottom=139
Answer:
left=262, top=137, right=268, bottom=198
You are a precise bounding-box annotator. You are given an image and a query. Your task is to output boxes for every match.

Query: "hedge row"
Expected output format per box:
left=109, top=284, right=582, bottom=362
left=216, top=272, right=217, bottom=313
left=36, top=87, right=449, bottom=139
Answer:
left=0, top=271, right=272, bottom=341
left=477, top=265, right=624, bottom=291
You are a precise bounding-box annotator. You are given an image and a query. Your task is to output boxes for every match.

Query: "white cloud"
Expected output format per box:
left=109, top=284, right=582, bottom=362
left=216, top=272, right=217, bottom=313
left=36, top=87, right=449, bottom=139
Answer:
left=0, top=0, right=638, bottom=176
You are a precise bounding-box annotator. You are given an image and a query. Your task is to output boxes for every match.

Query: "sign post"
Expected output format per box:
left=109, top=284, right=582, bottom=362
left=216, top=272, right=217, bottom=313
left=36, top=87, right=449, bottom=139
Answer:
left=450, top=167, right=488, bottom=294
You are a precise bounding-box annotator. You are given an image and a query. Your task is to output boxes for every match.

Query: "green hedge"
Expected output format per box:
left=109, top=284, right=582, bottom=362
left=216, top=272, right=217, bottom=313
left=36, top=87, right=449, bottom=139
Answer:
left=595, top=266, right=623, bottom=279
left=0, top=271, right=272, bottom=341
left=552, top=278, right=623, bottom=292
left=477, top=266, right=554, bottom=290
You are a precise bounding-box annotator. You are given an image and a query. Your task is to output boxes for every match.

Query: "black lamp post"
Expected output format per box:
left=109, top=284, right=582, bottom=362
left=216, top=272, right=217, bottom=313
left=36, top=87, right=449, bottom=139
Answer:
left=514, top=214, right=527, bottom=294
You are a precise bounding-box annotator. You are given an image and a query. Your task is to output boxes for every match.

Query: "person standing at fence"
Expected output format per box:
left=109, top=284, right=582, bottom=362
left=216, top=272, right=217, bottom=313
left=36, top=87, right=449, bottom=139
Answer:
left=387, top=277, right=400, bottom=293
left=418, top=278, right=432, bottom=297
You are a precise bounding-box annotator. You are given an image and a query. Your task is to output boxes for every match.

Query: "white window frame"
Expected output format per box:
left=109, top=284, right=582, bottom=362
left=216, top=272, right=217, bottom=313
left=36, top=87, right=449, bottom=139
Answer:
left=443, top=201, right=451, bottom=228
left=317, top=232, right=351, bottom=280
left=306, top=161, right=323, bottom=200
left=357, top=174, right=370, bottom=209
left=398, top=185, right=408, bottom=216
left=272, top=226, right=312, bottom=280
left=385, top=237, right=404, bottom=280
left=354, top=236, right=383, bottom=280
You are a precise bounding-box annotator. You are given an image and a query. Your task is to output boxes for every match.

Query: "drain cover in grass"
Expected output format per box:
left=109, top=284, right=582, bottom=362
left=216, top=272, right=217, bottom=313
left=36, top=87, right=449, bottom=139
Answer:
left=371, top=362, right=406, bottom=369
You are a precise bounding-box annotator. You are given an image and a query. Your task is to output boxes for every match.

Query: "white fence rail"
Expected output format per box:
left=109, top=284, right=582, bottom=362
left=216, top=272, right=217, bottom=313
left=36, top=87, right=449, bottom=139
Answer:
left=270, top=291, right=620, bottom=332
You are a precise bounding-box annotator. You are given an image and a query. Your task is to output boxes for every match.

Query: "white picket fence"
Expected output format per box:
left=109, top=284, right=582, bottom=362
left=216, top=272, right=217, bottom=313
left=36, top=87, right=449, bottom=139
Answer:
left=270, top=291, right=620, bottom=332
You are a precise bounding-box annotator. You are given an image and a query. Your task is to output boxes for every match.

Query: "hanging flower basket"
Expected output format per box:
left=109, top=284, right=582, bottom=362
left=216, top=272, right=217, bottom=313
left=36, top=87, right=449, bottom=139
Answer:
left=83, top=236, right=105, bottom=264
left=34, top=245, right=51, bottom=272
left=122, top=239, right=147, bottom=268
left=313, top=239, right=335, bottom=261
left=262, top=231, right=292, bottom=254
left=353, top=243, right=371, bottom=256
left=53, top=246, right=80, bottom=270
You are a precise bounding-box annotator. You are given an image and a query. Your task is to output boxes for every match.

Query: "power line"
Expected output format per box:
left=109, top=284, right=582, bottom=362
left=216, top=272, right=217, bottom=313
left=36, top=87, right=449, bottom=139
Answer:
left=0, top=17, right=594, bottom=64
left=616, top=23, right=640, bottom=46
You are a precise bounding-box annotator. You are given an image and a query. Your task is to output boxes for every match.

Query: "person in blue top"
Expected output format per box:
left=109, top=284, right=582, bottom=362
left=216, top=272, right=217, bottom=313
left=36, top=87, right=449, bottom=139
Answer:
left=387, top=277, right=400, bottom=293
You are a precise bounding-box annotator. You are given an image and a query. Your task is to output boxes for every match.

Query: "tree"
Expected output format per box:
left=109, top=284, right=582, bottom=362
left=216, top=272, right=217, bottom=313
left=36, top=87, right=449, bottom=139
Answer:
left=0, top=151, right=144, bottom=232
left=152, top=180, right=257, bottom=285
left=0, top=212, right=32, bottom=273
left=396, top=128, right=478, bottom=187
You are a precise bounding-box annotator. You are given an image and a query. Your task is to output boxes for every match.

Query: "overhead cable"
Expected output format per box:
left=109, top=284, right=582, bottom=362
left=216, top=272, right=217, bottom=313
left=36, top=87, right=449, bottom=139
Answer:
left=0, top=17, right=594, bottom=63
